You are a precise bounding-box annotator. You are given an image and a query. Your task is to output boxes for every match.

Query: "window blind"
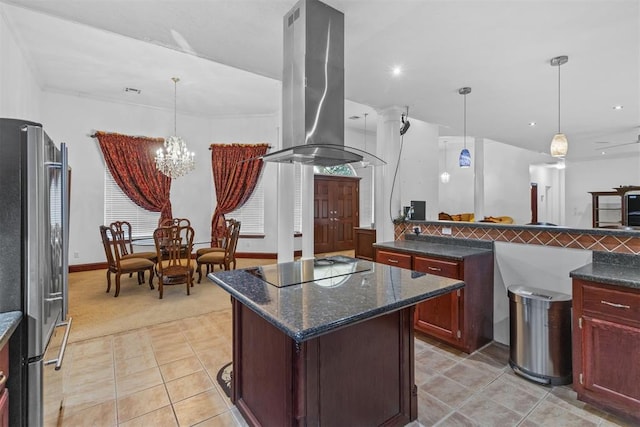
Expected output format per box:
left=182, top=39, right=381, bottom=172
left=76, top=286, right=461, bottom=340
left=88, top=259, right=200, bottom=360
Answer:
left=103, top=168, right=160, bottom=238
left=229, top=177, right=265, bottom=233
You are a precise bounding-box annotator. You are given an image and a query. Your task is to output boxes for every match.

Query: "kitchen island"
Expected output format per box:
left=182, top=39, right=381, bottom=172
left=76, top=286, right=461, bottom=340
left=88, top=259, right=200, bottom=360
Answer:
left=208, top=255, right=464, bottom=427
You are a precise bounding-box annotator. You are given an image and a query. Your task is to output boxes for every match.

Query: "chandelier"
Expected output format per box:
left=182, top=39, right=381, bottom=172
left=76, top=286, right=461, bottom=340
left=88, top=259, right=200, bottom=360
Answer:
left=155, top=77, right=195, bottom=179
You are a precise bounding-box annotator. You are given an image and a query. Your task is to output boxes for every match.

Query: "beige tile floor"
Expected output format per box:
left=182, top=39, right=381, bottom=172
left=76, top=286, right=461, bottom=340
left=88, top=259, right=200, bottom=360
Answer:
left=60, top=293, right=635, bottom=426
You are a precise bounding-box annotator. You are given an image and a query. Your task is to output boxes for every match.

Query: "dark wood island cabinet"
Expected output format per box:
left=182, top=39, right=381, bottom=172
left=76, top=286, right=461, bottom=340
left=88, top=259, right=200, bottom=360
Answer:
left=208, top=256, right=464, bottom=426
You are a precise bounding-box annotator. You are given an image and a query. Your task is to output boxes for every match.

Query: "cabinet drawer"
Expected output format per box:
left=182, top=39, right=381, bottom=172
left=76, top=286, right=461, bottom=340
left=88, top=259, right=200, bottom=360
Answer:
left=376, top=250, right=412, bottom=269
left=414, top=256, right=461, bottom=280
left=581, top=283, right=640, bottom=324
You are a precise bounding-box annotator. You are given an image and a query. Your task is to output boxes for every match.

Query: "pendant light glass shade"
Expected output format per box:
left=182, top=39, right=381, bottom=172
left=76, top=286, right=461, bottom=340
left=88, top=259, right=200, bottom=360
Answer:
left=441, top=140, right=450, bottom=183
left=550, top=56, right=568, bottom=158
left=459, top=148, right=471, bottom=168
left=458, top=87, right=472, bottom=168
left=550, top=133, right=568, bottom=157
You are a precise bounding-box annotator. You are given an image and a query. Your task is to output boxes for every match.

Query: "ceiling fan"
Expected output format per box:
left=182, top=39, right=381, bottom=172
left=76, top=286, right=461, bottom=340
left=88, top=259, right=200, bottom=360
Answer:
left=595, top=134, right=640, bottom=151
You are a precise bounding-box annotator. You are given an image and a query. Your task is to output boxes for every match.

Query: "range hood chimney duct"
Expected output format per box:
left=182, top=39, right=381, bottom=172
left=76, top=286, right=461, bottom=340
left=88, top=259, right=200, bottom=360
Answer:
left=261, top=0, right=384, bottom=167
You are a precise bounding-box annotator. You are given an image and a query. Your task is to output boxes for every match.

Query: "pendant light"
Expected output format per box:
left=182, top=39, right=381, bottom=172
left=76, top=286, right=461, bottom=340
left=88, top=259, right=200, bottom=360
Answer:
left=458, top=87, right=472, bottom=168
left=550, top=55, right=569, bottom=158
left=155, top=77, right=195, bottom=179
left=440, top=141, right=450, bottom=183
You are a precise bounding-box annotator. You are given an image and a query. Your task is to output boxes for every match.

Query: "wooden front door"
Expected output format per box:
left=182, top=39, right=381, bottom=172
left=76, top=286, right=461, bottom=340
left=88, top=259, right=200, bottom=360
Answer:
left=314, top=175, right=360, bottom=254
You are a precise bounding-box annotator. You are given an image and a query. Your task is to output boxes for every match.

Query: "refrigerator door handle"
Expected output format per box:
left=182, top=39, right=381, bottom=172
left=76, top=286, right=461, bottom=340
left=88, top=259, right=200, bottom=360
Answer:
left=44, top=318, right=72, bottom=371
left=61, top=143, right=70, bottom=321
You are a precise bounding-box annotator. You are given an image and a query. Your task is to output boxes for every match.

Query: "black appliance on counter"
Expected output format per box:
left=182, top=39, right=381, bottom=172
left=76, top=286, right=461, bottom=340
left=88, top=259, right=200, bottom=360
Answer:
left=625, top=191, right=640, bottom=227
left=410, top=200, right=426, bottom=221
left=0, top=119, right=72, bottom=426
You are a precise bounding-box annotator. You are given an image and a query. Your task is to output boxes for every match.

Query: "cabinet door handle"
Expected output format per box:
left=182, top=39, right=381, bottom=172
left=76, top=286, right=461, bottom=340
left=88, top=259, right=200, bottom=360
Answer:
left=0, top=371, right=6, bottom=388
left=428, top=267, right=442, bottom=272
left=387, top=259, right=399, bottom=264
left=600, top=300, right=630, bottom=309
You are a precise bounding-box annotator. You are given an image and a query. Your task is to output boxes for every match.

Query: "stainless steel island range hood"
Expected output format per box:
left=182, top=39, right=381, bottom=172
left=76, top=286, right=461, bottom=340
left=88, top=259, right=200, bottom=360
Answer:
left=262, top=0, right=384, bottom=167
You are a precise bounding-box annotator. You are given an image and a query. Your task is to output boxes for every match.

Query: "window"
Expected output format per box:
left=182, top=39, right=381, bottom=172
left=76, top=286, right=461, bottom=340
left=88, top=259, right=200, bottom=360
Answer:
left=104, top=168, right=160, bottom=238
left=229, top=177, right=265, bottom=234
left=313, top=164, right=356, bottom=176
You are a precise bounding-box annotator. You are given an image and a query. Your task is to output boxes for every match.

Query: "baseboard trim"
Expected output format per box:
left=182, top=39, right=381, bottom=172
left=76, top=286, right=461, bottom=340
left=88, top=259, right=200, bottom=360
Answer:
left=70, top=262, right=108, bottom=273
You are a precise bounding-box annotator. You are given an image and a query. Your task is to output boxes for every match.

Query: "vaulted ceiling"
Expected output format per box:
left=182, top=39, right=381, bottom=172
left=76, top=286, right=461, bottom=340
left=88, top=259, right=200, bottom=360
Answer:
left=2, top=0, right=639, bottom=160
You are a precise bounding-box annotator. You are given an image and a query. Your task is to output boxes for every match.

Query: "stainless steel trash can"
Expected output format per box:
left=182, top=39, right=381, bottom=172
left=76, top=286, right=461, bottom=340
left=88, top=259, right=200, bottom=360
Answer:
left=508, top=285, right=572, bottom=385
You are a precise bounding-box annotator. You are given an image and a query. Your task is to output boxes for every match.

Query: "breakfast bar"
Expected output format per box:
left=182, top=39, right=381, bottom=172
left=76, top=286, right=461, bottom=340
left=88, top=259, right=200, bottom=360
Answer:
left=208, top=255, right=463, bottom=427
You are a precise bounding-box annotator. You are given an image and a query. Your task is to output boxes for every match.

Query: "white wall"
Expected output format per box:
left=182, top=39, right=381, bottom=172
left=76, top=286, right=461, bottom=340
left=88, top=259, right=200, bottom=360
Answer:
left=0, top=6, right=42, bottom=120
left=438, top=137, right=475, bottom=215
left=39, top=91, right=280, bottom=264
left=565, top=155, right=640, bottom=228
left=346, top=125, right=376, bottom=227
left=493, top=242, right=591, bottom=345
left=398, top=119, right=440, bottom=220
left=483, top=141, right=549, bottom=224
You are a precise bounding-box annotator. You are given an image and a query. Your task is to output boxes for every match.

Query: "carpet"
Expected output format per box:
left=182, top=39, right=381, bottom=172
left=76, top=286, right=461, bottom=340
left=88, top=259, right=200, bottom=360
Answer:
left=67, top=251, right=353, bottom=343
left=67, top=257, right=275, bottom=343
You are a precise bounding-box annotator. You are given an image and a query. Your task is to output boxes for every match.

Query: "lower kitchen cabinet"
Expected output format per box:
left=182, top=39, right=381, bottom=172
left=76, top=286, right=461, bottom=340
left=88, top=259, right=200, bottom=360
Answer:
left=375, top=248, right=493, bottom=353
left=572, top=278, right=640, bottom=423
left=413, top=256, right=462, bottom=345
left=354, top=228, right=376, bottom=261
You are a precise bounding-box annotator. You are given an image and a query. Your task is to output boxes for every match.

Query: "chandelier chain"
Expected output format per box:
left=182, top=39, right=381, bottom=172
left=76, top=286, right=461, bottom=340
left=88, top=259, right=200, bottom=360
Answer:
left=557, top=62, right=561, bottom=133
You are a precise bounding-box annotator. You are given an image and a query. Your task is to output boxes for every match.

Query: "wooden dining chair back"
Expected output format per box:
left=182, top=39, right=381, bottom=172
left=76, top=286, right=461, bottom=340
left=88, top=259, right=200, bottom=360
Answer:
left=153, top=224, right=195, bottom=299
left=109, top=220, right=157, bottom=263
left=196, top=220, right=241, bottom=283
left=160, top=217, right=191, bottom=227
left=195, top=215, right=229, bottom=257
left=99, top=225, right=155, bottom=297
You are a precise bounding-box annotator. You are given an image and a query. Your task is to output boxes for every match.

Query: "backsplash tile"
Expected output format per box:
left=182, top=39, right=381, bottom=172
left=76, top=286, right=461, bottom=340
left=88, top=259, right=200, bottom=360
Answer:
left=398, top=222, right=640, bottom=255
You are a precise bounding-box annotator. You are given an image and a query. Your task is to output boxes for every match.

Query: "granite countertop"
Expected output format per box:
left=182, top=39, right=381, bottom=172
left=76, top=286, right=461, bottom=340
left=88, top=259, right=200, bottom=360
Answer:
left=374, top=238, right=493, bottom=261
left=0, top=311, right=22, bottom=349
left=570, top=263, right=640, bottom=289
left=208, top=260, right=463, bottom=343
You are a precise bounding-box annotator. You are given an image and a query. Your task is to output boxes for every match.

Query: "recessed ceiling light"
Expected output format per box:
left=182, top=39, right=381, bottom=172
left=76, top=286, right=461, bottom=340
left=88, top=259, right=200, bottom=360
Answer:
left=528, top=122, right=536, bottom=127
left=613, top=105, right=623, bottom=110
left=392, top=66, right=402, bottom=76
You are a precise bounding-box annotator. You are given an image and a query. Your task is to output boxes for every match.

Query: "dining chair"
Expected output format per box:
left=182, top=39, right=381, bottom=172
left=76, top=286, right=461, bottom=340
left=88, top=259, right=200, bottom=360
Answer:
left=110, top=220, right=158, bottom=264
left=99, top=225, right=155, bottom=297
left=153, top=224, right=195, bottom=299
left=196, top=220, right=241, bottom=283
left=160, top=217, right=191, bottom=227
left=195, top=216, right=230, bottom=258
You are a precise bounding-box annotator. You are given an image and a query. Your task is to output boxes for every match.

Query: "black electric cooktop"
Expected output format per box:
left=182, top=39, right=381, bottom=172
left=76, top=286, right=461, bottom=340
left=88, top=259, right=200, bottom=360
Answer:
left=245, top=255, right=371, bottom=288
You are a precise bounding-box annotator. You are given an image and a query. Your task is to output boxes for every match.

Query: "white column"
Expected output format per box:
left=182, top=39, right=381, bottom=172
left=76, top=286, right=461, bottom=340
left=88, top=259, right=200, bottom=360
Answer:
left=473, top=137, right=485, bottom=220
left=374, top=106, right=404, bottom=243
left=300, top=164, right=314, bottom=260
left=277, top=163, right=295, bottom=263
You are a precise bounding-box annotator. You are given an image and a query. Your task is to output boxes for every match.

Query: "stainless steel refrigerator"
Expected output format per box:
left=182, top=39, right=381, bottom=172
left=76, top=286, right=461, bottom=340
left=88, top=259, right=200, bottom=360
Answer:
left=0, top=118, right=72, bottom=426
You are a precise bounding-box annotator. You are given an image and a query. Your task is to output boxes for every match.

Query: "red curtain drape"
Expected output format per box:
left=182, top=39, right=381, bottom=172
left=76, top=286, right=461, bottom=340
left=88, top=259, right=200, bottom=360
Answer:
left=95, top=131, right=173, bottom=225
left=209, top=143, right=269, bottom=246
